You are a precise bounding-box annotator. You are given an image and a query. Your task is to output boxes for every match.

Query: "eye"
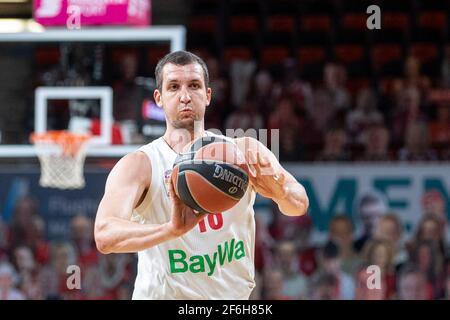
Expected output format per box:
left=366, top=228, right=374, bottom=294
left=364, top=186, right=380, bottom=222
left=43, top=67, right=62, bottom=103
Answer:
left=190, top=83, right=200, bottom=89
left=168, top=84, right=178, bottom=91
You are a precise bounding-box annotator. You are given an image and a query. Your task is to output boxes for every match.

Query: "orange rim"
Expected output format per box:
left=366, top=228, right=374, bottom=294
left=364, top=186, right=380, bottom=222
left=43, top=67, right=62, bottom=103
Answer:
left=30, top=130, right=91, bottom=156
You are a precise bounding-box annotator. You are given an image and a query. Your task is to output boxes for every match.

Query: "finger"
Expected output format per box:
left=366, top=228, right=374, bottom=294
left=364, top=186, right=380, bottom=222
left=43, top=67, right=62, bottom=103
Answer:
left=274, top=171, right=286, bottom=184
left=196, top=212, right=208, bottom=222
left=248, top=149, right=258, bottom=166
left=246, top=150, right=257, bottom=178
left=257, top=151, right=271, bottom=167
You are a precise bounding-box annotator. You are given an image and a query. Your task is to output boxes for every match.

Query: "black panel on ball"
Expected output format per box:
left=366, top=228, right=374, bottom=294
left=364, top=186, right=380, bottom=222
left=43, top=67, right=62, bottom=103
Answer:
left=176, top=171, right=208, bottom=213
left=178, top=160, right=248, bottom=200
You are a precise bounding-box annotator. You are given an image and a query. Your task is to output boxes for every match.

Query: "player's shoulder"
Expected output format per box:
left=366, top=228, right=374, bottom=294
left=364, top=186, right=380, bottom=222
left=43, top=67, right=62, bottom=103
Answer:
left=108, top=150, right=151, bottom=185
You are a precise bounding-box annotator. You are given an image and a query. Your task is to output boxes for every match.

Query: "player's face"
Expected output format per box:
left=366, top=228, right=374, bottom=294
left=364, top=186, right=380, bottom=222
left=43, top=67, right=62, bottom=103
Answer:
left=154, top=63, right=211, bottom=131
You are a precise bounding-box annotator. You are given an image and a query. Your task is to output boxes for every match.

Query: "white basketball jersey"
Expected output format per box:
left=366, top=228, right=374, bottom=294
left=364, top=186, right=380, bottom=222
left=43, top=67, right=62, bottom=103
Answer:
left=131, top=132, right=257, bottom=300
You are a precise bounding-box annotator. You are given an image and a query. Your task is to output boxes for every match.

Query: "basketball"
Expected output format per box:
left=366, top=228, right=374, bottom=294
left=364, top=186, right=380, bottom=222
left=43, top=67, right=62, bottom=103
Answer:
left=171, top=136, right=249, bottom=214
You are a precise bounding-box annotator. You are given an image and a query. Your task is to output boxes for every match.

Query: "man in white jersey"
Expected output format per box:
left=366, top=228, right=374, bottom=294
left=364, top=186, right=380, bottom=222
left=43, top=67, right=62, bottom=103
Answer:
left=94, top=51, right=309, bottom=299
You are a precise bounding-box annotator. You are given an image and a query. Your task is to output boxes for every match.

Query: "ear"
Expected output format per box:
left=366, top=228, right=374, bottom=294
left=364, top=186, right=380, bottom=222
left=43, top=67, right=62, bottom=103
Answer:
left=154, top=89, right=163, bottom=108
left=206, top=87, right=212, bottom=107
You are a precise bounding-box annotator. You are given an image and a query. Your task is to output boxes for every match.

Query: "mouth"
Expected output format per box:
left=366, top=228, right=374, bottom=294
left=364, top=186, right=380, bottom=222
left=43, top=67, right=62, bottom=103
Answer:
left=179, top=107, right=194, bottom=115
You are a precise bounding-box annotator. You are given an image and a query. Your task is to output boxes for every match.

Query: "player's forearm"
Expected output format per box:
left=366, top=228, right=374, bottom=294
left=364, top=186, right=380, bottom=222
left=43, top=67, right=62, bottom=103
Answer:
left=94, top=217, right=176, bottom=254
left=276, top=183, right=309, bottom=217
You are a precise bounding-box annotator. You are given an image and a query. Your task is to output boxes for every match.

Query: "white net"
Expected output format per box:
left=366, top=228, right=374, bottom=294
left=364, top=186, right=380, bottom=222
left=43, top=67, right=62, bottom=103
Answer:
left=31, top=131, right=90, bottom=189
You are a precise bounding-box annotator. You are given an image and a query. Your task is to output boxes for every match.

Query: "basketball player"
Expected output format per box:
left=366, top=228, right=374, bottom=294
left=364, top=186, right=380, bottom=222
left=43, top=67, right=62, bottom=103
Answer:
left=94, top=51, right=309, bottom=299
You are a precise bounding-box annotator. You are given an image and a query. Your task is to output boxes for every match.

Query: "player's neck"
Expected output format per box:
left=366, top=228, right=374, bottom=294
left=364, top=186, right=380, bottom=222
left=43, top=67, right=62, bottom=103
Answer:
left=163, top=127, right=205, bottom=153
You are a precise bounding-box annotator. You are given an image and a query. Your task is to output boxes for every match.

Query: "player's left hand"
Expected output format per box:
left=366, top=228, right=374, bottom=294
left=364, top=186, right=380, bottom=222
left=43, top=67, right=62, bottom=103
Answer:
left=246, top=149, right=288, bottom=200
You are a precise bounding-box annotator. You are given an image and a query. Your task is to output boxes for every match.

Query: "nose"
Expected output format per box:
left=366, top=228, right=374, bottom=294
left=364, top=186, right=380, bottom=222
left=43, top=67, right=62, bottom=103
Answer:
left=179, top=86, right=191, bottom=104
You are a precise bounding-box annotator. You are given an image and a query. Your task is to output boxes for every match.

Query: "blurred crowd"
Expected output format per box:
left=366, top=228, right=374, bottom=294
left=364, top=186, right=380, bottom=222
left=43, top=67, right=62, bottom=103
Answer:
left=1, top=192, right=449, bottom=300
left=3, top=45, right=450, bottom=163
left=200, top=52, right=450, bottom=162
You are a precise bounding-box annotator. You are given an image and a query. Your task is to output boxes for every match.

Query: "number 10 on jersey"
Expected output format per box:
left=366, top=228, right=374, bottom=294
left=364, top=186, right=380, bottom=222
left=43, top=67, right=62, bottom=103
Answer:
left=198, top=213, right=223, bottom=233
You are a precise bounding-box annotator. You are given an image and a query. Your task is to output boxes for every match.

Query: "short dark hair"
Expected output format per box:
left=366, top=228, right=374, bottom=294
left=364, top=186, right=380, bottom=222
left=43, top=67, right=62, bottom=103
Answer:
left=154, top=50, right=209, bottom=91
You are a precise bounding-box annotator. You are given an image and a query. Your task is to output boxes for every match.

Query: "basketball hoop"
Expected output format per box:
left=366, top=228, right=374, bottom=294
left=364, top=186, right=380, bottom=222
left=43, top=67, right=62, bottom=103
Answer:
left=30, top=131, right=91, bottom=189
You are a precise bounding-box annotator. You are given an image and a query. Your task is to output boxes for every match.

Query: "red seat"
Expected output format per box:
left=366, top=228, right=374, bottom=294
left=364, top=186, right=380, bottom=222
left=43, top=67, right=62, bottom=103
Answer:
left=147, top=46, right=170, bottom=67
left=261, top=47, right=290, bottom=67
left=372, top=44, right=402, bottom=69
left=382, top=12, right=410, bottom=32
left=334, top=44, right=364, bottom=64
left=418, top=11, right=447, bottom=31
left=297, top=46, right=326, bottom=67
left=229, top=16, right=259, bottom=33
left=224, top=47, right=253, bottom=64
left=35, top=47, right=60, bottom=67
left=189, top=15, right=217, bottom=33
left=341, top=13, right=367, bottom=30
left=410, top=43, right=439, bottom=63
left=267, top=15, right=296, bottom=33
left=301, top=15, right=332, bottom=32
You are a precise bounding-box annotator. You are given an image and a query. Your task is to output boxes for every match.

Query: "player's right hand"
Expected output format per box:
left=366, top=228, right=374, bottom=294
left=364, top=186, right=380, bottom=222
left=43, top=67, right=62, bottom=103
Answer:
left=166, top=177, right=207, bottom=237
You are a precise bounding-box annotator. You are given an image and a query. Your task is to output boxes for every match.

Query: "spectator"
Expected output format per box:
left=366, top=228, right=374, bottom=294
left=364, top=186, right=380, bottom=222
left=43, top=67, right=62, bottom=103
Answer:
left=359, top=123, right=392, bottom=161
left=392, top=86, right=423, bottom=145
left=250, top=70, right=275, bottom=117
left=9, top=196, right=40, bottom=251
left=421, top=190, right=450, bottom=247
left=224, top=99, right=264, bottom=132
left=268, top=98, right=304, bottom=160
left=112, top=52, right=142, bottom=144
left=428, top=102, right=450, bottom=150
left=261, top=269, right=291, bottom=300
left=346, top=88, right=383, bottom=145
left=275, top=241, right=308, bottom=299
left=71, top=214, right=98, bottom=268
left=316, top=128, right=350, bottom=161
left=360, top=239, right=396, bottom=299
left=396, top=264, right=429, bottom=300
left=328, top=215, right=361, bottom=275
left=355, top=266, right=385, bottom=300
left=373, top=214, right=408, bottom=269
left=0, top=262, right=25, bottom=300
left=309, top=272, right=339, bottom=300
left=12, top=246, right=43, bottom=300
left=205, top=57, right=228, bottom=130
left=0, top=218, right=8, bottom=261
left=410, top=240, right=444, bottom=298
left=411, top=215, right=446, bottom=271
left=398, top=121, right=437, bottom=161
left=40, top=242, right=80, bottom=300
left=354, top=193, right=387, bottom=253
left=314, top=241, right=355, bottom=300
left=440, top=45, right=450, bottom=88
left=83, top=253, right=132, bottom=300
left=445, top=274, right=450, bottom=300
left=31, top=215, right=50, bottom=266
left=323, top=63, right=351, bottom=112
left=254, top=214, right=275, bottom=273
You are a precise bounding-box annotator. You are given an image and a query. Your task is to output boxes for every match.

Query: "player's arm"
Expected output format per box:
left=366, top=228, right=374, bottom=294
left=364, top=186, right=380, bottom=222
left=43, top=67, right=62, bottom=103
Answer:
left=235, top=137, right=309, bottom=217
left=94, top=152, right=205, bottom=254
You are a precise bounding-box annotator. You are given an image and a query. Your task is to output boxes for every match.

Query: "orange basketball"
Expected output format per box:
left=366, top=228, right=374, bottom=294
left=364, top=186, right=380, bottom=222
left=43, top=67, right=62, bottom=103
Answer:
left=171, top=135, right=249, bottom=214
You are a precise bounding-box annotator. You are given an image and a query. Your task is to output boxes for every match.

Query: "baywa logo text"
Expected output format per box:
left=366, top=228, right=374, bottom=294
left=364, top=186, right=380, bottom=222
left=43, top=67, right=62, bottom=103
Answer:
left=168, top=238, right=245, bottom=276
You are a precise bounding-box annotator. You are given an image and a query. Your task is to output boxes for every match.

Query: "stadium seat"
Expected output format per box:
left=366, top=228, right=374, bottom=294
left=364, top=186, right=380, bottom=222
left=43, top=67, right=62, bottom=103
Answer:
left=223, top=47, right=253, bottom=65
left=382, top=12, right=410, bottom=34
left=261, top=47, right=290, bottom=67
left=372, top=44, right=403, bottom=76
left=334, top=44, right=364, bottom=65
left=297, top=46, right=327, bottom=79
left=409, top=42, right=441, bottom=77
left=418, top=11, right=447, bottom=35
left=410, top=43, right=439, bottom=63
left=188, top=15, right=217, bottom=34
left=266, top=15, right=296, bottom=34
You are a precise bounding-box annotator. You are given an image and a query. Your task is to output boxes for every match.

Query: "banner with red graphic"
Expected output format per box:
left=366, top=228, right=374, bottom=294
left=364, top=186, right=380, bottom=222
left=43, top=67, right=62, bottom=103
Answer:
left=33, top=0, right=151, bottom=27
